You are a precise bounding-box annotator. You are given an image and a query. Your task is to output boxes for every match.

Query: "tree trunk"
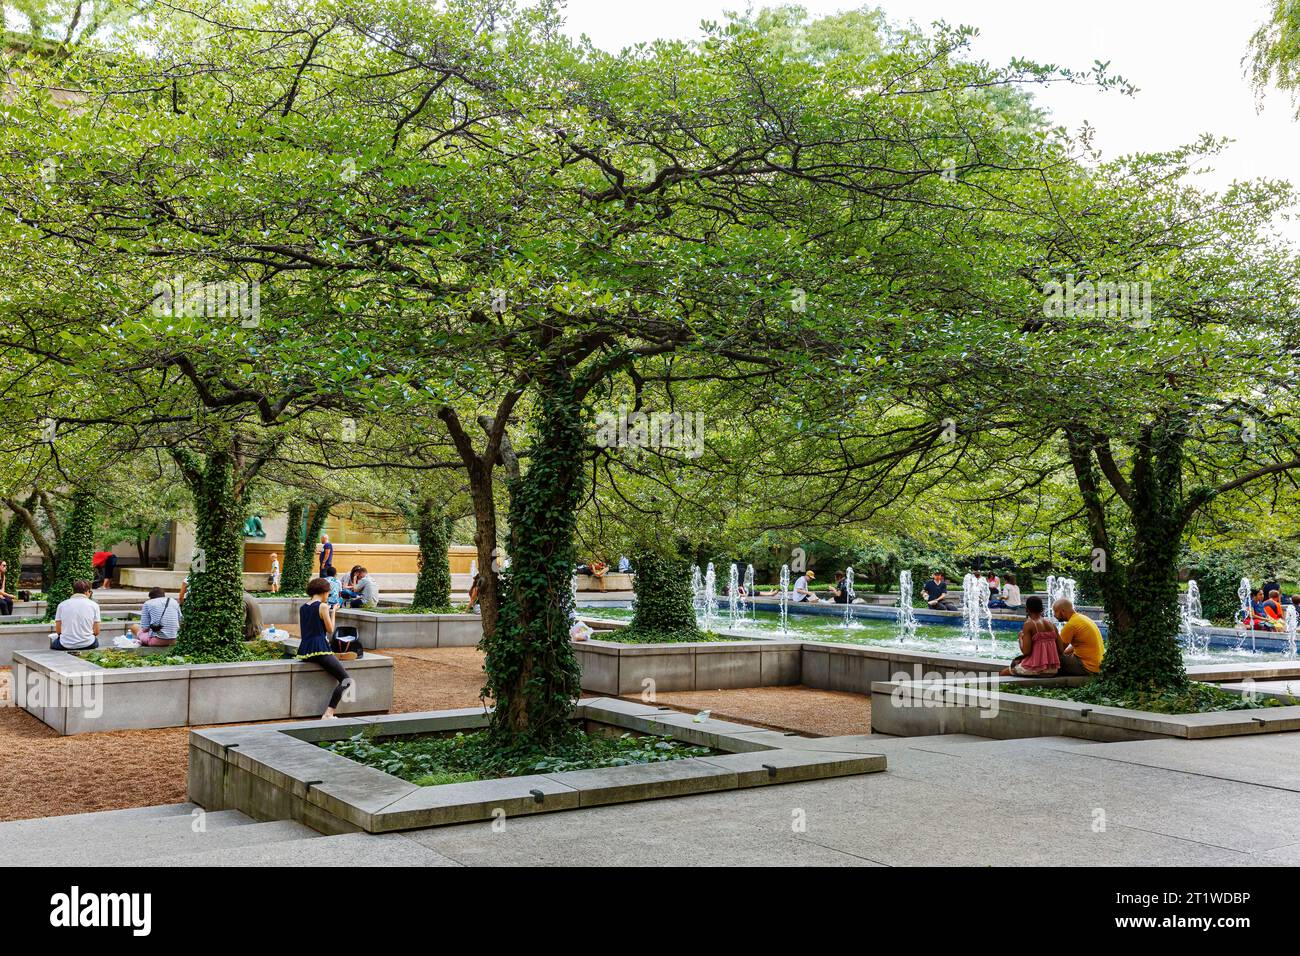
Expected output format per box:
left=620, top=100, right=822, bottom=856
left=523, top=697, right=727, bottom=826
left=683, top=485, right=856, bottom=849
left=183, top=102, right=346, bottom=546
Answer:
left=468, top=465, right=502, bottom=641
left=482, top=368, right=583, bottom=744
left=629, top=550, right=700, bottom=639
left=1067, top=419, right=1187, bottom=692
left=1096, top=420, right=1187, bottom=690
left=0, top=495, right=33, bottom=587
left=411, top=498, right=452, bottom=611
left=175, top=449, right=248, bottom=658
left=42, top=491, right=95, bottom=621
left=280, top=501, right=305, bottom=591
left=302, top=500, right=333, bottom=577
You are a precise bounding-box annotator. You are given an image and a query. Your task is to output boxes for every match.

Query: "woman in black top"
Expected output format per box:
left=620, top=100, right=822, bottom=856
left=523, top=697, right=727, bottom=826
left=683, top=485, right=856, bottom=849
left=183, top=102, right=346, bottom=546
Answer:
left=298, top=578, right=353, bottom=718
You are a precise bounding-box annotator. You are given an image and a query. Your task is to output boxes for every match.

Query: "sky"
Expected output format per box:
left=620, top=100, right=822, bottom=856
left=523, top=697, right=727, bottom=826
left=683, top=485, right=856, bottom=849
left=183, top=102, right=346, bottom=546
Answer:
left=549, top=0, right=1300, bottom=242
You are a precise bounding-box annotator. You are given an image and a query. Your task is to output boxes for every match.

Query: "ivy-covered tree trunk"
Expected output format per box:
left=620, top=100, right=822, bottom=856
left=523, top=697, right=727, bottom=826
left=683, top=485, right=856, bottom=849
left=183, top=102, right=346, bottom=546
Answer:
left=0, top=500, right=30, bottom=589
left=280, top=501, right=306, bottom=591
left=482, top=371, right=583, bottom=744
left=1068, top=419, right=1187, bottom=693
left=469, top=471, right=504, bottom=641
left=628, top=550, right=701, bottom=640
left=42, top=491, right=95, bottom=621
left=175, top=449, right=247, bottom=658
left=282, top=499, right=332, bottom=591
left=411, top=498, right=452, bottom=612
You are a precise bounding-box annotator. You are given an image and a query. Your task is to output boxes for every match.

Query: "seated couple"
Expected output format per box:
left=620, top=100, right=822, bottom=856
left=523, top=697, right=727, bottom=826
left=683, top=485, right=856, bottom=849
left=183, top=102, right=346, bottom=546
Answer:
left=323, top=564, right=380, bottom=609
left=999, top=597, right=1104, bottom=678
left=1244, top=589, right=1292, bottom=631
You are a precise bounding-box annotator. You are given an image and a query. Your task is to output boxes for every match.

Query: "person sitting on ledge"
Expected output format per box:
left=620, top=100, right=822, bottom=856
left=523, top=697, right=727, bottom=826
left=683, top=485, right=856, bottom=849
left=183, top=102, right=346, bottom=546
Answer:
left=0, top=560, right=14, bottom=616
left=51, top=580, right=100, bottom=651
left=999, top=596, right=1059, bottom=677
left=792, top=569, right=817, bottom=602
left=1053, top=599, right=1105, bottom=677
left=345, top=567, right=380, bottom=609
left=923, top=571, right=958, bottom=611
left=988, top=573, right=1022, bottom=610
left=299, top=577, right=353, bottom=719
left=1265, top=589, right=1286, bottom=624
left=129, top=587, right=181, bottom=646
left=1248, top=588, right=1282, bottom=631
left=828, top=570, right=849, bottom=604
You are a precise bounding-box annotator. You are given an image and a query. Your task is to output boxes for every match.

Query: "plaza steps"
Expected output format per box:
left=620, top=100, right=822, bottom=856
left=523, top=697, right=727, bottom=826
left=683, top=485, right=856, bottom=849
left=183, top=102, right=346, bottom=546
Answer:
left=0, top=802, right=322, bottom=866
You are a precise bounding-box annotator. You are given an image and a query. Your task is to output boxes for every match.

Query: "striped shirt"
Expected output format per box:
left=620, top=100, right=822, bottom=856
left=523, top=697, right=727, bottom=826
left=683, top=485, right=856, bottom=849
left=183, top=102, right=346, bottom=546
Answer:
left=140, top=596, right=182, bottom=640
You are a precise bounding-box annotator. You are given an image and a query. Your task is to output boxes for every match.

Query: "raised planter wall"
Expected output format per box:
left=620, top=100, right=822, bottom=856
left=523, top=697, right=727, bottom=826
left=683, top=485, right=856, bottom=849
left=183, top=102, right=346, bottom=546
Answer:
left=0, top=618, right=133, bottom=667
left=12, top=648, right=394, bottom=735
left=334, top=609, right=482, bottom=650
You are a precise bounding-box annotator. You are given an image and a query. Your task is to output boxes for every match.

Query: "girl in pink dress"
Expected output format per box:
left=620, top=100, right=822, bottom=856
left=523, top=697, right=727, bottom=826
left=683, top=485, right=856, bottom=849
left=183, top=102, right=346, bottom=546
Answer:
left=1000, top=595, right=1060, bottom=677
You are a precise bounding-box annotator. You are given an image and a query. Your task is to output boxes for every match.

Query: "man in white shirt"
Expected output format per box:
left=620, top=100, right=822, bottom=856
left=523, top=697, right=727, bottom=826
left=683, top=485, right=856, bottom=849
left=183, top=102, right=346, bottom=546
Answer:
left=792, top=569, right=818, bottom=602
left=52, top=580, right=101, bottom=651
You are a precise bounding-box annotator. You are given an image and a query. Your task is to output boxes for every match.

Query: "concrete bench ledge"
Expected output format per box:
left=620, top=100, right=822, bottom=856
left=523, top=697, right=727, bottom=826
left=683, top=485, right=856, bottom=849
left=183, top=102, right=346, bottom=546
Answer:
left=187, top=699, right=886, bottom=834
left=13, top=648, right=394, bottom=735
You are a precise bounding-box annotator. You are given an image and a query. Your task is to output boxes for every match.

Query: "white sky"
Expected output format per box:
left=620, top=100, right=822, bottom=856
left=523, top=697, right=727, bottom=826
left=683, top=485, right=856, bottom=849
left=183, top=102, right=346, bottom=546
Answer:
left=552, top=0, right=1300, bottom=243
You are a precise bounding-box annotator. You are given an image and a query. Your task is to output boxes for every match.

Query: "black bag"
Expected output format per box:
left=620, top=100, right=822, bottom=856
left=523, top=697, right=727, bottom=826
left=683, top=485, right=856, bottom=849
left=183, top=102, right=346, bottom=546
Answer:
left=331, top=625, right=363, bottom=657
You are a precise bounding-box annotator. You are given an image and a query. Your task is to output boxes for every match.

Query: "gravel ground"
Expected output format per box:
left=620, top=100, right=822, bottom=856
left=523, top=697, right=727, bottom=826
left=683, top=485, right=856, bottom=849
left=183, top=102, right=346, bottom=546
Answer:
left=623, top=686, right=871, bottom=738
left=0, top=647, right=867, bottom=822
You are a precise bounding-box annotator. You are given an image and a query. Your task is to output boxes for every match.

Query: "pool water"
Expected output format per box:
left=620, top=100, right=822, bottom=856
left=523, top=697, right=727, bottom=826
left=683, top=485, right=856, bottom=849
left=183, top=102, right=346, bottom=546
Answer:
left=579, top=605, right=1282, bottom=664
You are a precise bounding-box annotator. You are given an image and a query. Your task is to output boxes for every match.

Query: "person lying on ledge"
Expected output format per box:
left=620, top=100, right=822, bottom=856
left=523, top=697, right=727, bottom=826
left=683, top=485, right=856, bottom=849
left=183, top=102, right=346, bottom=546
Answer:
left=999, top=596, right=1059, bottom=676
left=1053, top=599, right=1104, bottom=677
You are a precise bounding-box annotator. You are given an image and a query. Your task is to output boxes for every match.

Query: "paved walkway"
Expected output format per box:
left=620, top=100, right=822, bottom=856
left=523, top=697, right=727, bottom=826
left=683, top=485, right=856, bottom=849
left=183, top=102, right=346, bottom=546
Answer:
left=8, top=730, right=1300, bottom=865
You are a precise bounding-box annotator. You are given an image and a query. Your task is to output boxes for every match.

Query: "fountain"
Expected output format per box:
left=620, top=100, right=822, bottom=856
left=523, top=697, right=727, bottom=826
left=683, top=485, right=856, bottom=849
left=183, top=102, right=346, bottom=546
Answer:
left=896, top=569, right=918, bottom=644
left=779, top=564, right=791, bottom=633
left=1235, top=577, right=1254, bottom=652
left=691, top=565, right=703, bottom=612
left=961, top=573, right=988, bottom=648
left=1287, top=604, right=1298, bottom=660
left=727, top=563, right=740, bottom=627
left=703, top=562, right=718, bottom=632
left=1044, top=574, right=1058, bottom=623
left=1179, top=579, right=1210, bottom=656
left=744, top=564, right=756, bottom=623
left=842, top=566, right=856, bottom=628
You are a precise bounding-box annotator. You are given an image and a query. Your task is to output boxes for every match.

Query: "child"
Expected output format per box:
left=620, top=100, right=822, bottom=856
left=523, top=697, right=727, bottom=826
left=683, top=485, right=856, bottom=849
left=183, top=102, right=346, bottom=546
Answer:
left=322, top=563, right=343, bottom=608
left=269, top=553, right=281, bottom=593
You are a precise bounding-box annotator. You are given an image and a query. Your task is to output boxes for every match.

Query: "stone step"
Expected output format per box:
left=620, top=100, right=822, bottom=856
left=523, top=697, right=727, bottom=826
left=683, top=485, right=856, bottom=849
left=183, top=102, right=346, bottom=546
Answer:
left=3, top=814, right=315, bottom=866
left=0, top=802, right=202, bottom=848
left=141, top=831, right=463, bottom=867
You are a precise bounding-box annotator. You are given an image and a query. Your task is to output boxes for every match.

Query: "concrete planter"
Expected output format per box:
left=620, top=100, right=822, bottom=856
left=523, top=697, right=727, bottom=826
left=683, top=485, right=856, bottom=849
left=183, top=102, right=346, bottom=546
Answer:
left=870, top=666, right=1300, bottom=742
left=0, top=618, right=133, bottom=667
left=334, top=609, right=481, bottom=650
left=12, top=648, right=394, bottom=735
left=187, top=697, right=886, bottom=834
left=574, top=638, right=803, bottom=695
left=572, top=623, right=1004, bottom=697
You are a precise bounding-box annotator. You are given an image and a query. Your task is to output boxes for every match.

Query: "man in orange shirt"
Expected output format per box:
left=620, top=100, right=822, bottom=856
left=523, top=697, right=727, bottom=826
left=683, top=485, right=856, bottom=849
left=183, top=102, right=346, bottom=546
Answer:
left=1053, top=599, right=1104, bottom=677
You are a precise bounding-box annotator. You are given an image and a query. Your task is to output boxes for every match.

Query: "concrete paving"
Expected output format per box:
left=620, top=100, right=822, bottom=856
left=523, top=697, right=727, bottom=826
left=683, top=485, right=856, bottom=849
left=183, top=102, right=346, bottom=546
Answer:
left=8, top=731, right=1300, bottom=865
